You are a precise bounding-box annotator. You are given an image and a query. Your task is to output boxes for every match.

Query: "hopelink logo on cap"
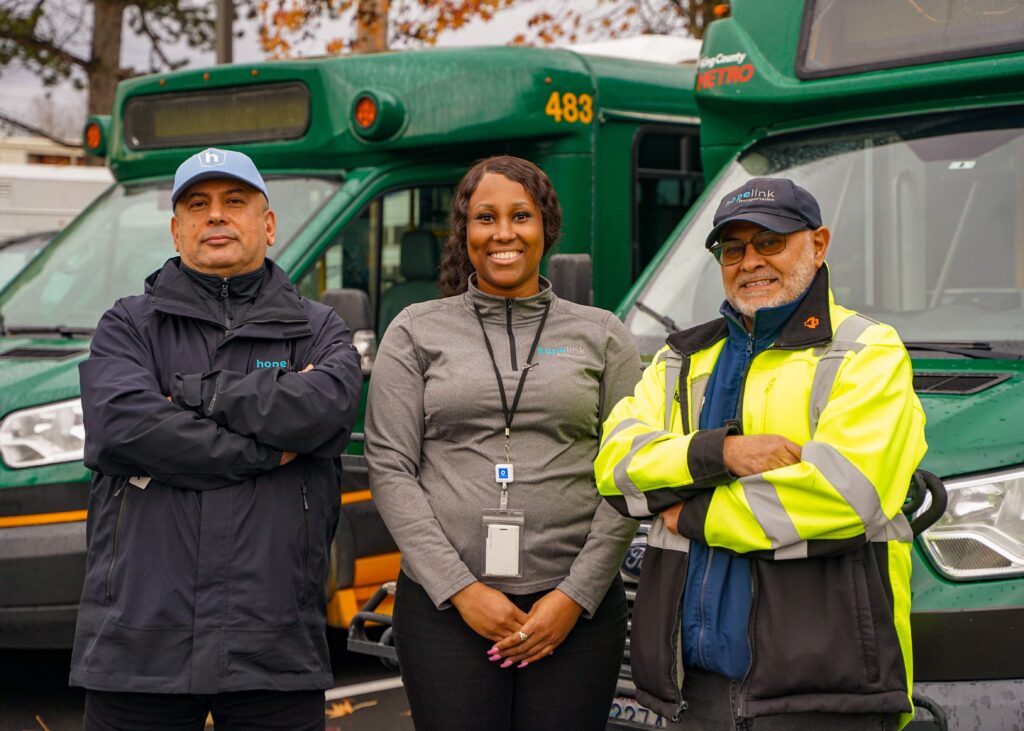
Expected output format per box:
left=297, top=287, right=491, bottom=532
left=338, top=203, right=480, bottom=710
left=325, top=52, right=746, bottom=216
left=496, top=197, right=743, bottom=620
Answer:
left=198, top=149, right=228, bottom=168
left=726, top=187, right=776, bottom=207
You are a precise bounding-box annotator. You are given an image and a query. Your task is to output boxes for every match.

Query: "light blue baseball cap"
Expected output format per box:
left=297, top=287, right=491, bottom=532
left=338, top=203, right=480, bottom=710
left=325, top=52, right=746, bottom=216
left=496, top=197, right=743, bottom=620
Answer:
left=171, top=148, right=269, bottom=206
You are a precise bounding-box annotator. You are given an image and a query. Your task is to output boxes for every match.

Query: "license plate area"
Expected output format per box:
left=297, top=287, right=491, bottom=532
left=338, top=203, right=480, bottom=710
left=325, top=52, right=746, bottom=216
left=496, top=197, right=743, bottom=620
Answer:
left=608, top=696, right=666, bottom=728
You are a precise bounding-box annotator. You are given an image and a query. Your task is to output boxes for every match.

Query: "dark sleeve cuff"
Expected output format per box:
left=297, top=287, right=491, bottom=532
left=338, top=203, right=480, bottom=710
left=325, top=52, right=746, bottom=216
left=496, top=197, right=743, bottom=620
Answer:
left=170, top=372, right=205, bottom=410
left=677, top=490, right=713, bottom=543
left=686, top=425, right=739, bottom=489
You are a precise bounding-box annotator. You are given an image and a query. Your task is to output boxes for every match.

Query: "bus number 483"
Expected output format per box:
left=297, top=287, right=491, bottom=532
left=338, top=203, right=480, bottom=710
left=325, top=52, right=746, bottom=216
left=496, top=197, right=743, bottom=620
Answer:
left=545, top=91, right=594, bottom=124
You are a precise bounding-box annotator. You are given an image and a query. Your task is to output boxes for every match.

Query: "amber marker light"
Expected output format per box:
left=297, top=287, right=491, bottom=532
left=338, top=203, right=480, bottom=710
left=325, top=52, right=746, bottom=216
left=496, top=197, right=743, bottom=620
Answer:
left=355, top=96, right=378, bottom=129
left=85, top=123, right=102, bottom=151
left=713, top=4, right=731, bottom=18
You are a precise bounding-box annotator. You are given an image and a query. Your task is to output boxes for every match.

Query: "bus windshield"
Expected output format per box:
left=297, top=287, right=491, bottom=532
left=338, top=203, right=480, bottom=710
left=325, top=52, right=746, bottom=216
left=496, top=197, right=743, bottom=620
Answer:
left=0, top=176, right=341, bottom=332
left=627, top=107, right=1024, bottom=357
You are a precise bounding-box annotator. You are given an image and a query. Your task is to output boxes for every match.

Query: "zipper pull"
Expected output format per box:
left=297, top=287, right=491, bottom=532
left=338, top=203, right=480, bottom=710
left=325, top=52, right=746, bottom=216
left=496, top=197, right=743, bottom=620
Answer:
left=113, top=479, right=126, bottom=497
left=671, top=699, right=689, bottom=722
left=220, top=279, right=229, bottom=299
left=301, top=483, right=309, bottom=511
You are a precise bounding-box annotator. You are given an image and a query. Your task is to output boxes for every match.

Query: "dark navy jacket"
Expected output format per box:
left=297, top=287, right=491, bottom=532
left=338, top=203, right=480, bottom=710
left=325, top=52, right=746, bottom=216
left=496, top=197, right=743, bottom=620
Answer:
left=69, top=257, right=362, bottom=694
left=681, top=292, right=807, bottom=680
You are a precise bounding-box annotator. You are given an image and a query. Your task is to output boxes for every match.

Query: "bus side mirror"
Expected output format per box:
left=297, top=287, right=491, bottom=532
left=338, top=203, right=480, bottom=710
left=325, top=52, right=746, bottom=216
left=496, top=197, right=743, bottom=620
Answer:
left=548, top=253, right=593, bottom=306
left=322, top=288, right=376, bottom=375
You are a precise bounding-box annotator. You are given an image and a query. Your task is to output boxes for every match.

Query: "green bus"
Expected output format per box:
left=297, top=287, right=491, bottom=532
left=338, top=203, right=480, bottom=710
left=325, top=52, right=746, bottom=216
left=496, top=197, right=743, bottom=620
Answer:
left=615, top=1, right=1024, bottom=728
left=0, top=44, right=705, bottom=645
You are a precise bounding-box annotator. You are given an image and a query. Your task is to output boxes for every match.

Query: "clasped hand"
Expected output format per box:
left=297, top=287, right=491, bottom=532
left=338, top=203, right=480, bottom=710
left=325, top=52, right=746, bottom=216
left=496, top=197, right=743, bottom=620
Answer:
left=661, top=434, right=802, bottom=535
left=451, top=582, right=582, bottom=669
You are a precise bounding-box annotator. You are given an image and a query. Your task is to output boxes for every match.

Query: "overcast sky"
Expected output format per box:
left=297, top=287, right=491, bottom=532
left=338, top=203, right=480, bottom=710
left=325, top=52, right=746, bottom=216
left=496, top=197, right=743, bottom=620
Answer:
left=0, top=0, right=557, bottom=134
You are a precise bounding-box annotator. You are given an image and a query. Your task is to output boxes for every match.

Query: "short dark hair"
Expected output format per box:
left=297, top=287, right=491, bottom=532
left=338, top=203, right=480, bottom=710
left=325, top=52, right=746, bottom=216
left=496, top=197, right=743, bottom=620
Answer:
left=439, top=155, right=562, bottom=297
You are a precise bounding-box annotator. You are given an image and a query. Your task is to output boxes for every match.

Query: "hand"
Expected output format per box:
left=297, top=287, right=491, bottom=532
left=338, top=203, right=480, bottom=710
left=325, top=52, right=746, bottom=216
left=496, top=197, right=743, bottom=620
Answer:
left=279, top=451, right=297, bottom=466
left=300, top=364, right=315, bottom=373
left=450, top=582, right=528, bottom=642
left=660, top=502, right=685, bottom=535
left=723, top=434, right=801, bottom=477
left=488, top=589, right=583, bottom=668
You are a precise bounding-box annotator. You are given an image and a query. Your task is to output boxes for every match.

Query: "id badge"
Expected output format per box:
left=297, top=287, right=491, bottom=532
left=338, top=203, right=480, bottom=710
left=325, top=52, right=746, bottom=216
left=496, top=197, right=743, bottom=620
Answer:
left=482, top=509, right=525, bottom=578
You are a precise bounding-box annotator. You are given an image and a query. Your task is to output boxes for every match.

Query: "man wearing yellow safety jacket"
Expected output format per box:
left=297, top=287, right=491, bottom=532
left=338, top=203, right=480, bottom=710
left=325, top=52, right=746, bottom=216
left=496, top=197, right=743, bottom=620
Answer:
left=596, top=178, right=926, bottom=731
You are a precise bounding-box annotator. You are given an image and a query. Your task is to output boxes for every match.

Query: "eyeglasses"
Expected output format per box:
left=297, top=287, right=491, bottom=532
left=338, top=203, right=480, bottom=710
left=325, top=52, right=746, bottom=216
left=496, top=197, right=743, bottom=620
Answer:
left=709, top=230, right=800, bottom=266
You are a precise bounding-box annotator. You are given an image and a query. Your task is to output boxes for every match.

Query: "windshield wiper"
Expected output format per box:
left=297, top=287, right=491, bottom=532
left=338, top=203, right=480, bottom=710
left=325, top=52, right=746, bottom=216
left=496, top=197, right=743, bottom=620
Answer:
left=5, top=325, right=95, bottom=339
left=903, top=341, right=1023, bottom=361
left=635, top=300, right=680, bottom=334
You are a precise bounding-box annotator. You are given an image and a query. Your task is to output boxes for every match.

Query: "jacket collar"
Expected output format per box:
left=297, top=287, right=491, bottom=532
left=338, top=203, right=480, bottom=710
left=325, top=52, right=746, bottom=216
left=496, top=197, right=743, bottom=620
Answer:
left=464, top=272, right=555, bottom=325
left=147, top=257, right=311, bottom=337
left=666, top=265, right=834, bottom=355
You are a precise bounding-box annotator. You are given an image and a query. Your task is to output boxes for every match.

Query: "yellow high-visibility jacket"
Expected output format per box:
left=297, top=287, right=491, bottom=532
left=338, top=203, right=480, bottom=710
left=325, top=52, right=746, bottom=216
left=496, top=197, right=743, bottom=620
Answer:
left=595, top=267, right=927, bottom=725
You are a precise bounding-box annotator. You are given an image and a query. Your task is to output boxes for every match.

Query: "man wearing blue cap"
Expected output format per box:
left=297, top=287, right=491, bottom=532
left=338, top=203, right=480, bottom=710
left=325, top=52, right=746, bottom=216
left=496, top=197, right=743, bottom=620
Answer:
left=597, top=178, right=925, bottom=729
left=70, top=148, right=363, bottom=730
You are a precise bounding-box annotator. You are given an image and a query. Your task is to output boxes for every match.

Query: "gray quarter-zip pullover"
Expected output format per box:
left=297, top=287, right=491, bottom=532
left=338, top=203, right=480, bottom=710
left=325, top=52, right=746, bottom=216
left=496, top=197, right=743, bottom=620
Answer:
left=365, top=276, right=640, bottom=615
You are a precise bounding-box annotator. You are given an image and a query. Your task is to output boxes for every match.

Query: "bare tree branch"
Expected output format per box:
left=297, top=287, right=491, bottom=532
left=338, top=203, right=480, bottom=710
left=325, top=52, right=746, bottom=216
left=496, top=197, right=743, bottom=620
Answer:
left=0, top=109, right=79, bottom=147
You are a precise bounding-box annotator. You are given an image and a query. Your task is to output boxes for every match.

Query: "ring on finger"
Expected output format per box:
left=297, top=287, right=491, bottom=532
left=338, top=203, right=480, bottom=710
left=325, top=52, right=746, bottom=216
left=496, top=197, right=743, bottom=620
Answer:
left=518, top=631, right=529, bottom=643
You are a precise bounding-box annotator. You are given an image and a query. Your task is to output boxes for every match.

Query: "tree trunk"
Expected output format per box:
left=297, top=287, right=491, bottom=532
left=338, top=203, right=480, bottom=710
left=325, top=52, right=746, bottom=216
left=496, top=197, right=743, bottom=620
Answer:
left=686, top=0, right=717, bottom=40
left=352, top=0, right=389, bottom=53
left=88, top=0, right=129, bottom=115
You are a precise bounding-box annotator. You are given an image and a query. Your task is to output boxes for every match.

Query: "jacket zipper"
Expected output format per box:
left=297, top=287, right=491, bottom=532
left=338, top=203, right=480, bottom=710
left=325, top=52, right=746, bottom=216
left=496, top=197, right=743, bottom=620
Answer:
left=300, top=482, right=310, bottom=604
left=670, top=552, right=690, bottom=721
left=219, top=278, right=231, bottom=329
left=104, top=479, right=130, bottom=602
left=695, top=546, right=715, bottom=668
left=505, top=298, right=518, bottom=371
left=739, top=561, right=759, bottom=716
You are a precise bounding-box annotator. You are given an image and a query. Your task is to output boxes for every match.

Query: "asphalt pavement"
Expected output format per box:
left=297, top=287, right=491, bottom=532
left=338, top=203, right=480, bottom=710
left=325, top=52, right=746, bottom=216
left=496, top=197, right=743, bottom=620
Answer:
left=0, top=630, right=411, bottom=731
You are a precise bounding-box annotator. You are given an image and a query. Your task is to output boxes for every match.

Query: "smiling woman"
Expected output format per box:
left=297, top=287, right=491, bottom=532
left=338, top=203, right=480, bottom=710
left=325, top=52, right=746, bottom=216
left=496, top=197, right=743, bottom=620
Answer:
left=365, top=156, right=642, bottom=731
left=439, top=156, right=562, bottom=298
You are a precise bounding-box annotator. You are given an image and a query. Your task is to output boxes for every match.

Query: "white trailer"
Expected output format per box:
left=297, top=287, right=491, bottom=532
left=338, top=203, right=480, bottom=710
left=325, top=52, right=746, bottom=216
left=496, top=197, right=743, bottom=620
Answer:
left=0, top=163, right=112, bottom=238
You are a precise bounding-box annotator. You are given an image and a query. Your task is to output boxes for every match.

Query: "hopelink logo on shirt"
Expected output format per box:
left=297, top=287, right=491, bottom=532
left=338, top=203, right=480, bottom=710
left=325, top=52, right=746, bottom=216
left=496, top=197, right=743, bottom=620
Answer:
left=536, top=344, right=586, bottom=357
left=255, top=359, right=288, bottom=369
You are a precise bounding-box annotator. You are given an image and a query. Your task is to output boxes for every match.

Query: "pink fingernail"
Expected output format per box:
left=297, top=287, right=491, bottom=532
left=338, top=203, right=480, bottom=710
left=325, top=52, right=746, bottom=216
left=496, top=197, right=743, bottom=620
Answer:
left=487, top=646, right=500, bottom=655
left=489, top=654, right=502, bottom=662
left=517, top=661, right=529, bottom=669
left=500, top=659, right=513, bottom=668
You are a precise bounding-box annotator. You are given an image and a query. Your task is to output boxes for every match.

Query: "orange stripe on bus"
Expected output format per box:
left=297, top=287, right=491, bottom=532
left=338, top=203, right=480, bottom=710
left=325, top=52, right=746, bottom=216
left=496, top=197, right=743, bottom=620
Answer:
left=340, top=489, right=372, bottom=505
left=0, top=510, right=88, bottom=528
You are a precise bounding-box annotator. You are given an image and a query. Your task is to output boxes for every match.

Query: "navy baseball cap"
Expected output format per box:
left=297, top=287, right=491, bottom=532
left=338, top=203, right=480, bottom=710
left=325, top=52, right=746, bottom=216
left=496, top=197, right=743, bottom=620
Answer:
left=171, top=148, right=268, bottom=206
left=705, top=177, right=822, bottom=248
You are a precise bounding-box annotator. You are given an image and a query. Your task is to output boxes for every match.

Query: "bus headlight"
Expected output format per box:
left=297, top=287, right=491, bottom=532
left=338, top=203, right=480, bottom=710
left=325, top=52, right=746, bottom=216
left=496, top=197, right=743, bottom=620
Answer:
left=0, top=399, right=85, bottom=468
left=919, top=467, right=1024, bottom=580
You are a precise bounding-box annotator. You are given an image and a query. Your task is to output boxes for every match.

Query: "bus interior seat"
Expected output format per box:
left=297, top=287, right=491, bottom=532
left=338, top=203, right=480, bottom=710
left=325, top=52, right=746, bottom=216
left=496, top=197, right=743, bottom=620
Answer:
left=378, top=229, right=440, bottom=335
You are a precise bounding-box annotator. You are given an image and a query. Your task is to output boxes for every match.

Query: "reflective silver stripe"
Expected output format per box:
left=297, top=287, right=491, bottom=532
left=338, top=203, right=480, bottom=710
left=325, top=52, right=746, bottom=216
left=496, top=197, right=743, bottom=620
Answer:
left=648, top=515, right=691, bottom=552
left=690, top=373, right=710, bottom=435
left=613, top=429, right=671, bottom=516
left=808, top=314, right=873, bottom=436
left=873, top=512, right=913, bottom=544
left=663, top=353, right=682, bottom=432
left=774, top=542, right=809, bottom=560
left=802, top=441, right=887, bottom=534
left=602, top=417, right=642, bottom=448
left=740, top=474, right=802, bottom=549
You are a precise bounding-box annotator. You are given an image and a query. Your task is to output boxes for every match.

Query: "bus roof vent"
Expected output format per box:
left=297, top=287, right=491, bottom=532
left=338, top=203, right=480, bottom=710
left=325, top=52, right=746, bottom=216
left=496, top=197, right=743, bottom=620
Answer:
left=0, top=347, right=87, bottom=360
left=913, top=372, right=1012, bottom=395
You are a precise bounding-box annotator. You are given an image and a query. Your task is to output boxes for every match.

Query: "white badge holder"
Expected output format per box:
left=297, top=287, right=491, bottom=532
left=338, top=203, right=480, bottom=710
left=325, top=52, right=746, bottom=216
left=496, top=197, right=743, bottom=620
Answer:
left=482, top=509, right=525, bottom=578
left=482, top=462, right=524, bottom=577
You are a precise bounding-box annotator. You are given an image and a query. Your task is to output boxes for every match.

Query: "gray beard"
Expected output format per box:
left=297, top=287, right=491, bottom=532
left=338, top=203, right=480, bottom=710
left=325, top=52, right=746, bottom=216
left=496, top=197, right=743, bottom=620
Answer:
left=726, top=253, right=818, bottom=320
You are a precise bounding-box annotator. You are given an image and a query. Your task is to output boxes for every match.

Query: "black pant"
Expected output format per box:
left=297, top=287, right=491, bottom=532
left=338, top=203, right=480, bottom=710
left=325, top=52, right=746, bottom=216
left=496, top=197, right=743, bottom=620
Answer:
left=393, top=571, right=627, bottom=731
left=84, top=689, right=325, bottom=731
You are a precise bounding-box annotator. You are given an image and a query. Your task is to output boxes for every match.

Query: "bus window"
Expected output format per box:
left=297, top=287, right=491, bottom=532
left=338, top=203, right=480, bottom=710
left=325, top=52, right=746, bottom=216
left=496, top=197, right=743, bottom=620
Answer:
left=298, top=184, right=452, bottom=335
left=633, top=127, right=703, bottom=279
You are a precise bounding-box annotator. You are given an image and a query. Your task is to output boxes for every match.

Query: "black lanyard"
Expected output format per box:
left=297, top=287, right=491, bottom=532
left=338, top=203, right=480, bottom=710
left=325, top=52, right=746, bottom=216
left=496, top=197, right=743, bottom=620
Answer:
left=473, top=300, right=551, bottom=443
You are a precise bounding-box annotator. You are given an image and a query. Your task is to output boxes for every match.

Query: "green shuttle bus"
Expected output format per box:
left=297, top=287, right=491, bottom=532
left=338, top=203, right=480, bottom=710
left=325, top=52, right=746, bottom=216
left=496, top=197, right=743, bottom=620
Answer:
left=615, top=1, right=1024, bottom=728
left=0, top=45, right=705, bottom=646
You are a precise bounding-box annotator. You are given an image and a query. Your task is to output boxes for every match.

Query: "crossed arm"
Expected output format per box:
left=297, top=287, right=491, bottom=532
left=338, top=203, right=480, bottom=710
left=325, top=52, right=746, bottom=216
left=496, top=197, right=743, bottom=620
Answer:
left=81, top=302, right=362, bottom=490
